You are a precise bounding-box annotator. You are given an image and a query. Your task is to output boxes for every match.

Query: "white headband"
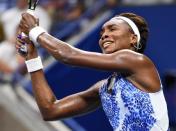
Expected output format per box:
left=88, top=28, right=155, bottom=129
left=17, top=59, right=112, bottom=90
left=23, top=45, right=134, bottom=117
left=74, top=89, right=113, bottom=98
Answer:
left=111, top=16, right=141, bottom=50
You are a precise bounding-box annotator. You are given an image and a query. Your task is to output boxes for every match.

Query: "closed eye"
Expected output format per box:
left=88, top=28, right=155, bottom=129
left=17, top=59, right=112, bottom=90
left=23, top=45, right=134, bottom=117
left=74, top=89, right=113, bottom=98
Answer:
left=99, top=24, right=119, bottom=37
left=109, top=26, right=119, bottom=32
left=110, top=28, right=116, bottom=31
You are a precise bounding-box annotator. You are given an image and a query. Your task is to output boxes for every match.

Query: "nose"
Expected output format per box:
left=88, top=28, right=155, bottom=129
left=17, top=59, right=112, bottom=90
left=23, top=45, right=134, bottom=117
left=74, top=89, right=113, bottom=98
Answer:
left=101, top=31, right=109, bottom=41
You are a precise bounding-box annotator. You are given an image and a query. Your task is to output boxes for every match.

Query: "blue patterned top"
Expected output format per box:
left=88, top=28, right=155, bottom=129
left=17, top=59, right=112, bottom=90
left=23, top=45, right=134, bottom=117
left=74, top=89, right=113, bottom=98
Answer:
left=99, top=74, right=169, bottom=131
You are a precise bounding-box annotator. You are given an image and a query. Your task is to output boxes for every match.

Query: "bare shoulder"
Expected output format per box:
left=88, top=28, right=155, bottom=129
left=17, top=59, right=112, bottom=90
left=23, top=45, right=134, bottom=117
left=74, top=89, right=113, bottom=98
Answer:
left=119, top=50, right=161, bottom=92
left=114, top=49, right=147, bottom=61
left=112, top=49, right=153, bottom=71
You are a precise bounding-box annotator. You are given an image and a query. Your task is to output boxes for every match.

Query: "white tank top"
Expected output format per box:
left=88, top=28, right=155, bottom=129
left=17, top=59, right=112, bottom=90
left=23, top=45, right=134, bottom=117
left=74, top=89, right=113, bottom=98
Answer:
left=99, top=74, right=169, bottom=131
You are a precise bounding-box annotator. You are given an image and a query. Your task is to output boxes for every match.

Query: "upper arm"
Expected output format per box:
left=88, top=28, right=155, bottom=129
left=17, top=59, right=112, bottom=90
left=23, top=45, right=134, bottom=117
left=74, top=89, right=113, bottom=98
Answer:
left=43, top=80, right=105, bottom=120
left=64, top=48, right=145, bottom=74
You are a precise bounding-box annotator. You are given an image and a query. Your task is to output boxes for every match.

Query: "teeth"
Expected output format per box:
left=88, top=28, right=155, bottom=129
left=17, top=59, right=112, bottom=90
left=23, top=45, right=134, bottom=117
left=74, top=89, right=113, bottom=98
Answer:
left=103, top=42, right=112, bottom=48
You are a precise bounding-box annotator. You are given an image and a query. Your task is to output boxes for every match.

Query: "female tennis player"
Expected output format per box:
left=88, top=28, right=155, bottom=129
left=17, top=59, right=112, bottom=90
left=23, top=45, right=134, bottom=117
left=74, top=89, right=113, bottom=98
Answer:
left=16, top=12, right=169, bottom=130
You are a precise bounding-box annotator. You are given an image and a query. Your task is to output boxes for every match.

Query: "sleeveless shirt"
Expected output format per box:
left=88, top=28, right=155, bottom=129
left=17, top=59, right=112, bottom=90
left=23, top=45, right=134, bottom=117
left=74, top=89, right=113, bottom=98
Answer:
left=99, top=74, right=169, bottom=131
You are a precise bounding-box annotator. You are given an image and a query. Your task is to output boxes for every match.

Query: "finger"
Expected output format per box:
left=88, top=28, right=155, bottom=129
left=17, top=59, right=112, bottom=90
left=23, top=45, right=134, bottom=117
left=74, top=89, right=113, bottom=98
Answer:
left=17, top=35, right=25, bottom=43
left=16, top=40, right=26, bottom=51
left=20, top=21, right=28, bottom=29
left=17, top=35, right=35, bottom=52
left=22, top=13, right=37, bottom=23
left=21, top=37, right=32, bottom=45
left=19, top=22, right=25, bottom=33
left=15, top=44, right=21, bottom=50
left=22, top=13, right=29, bottom=21
left=16, top=38, right=24, bottom=45
left=16, top=42, right=24, bottom=51
left=19, top=19, right=29, bottom=30
left=15, top=40, right=23, bottom=52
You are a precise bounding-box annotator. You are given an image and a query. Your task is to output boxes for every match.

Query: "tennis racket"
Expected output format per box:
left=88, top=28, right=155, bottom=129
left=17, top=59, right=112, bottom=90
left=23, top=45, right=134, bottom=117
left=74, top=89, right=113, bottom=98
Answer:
left=18, top=0, right=39, bottom=55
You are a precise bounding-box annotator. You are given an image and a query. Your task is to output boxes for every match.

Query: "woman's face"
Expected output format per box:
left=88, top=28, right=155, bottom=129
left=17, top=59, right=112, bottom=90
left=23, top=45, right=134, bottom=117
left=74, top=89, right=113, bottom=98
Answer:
left=99, top=18, right=136, bottom=54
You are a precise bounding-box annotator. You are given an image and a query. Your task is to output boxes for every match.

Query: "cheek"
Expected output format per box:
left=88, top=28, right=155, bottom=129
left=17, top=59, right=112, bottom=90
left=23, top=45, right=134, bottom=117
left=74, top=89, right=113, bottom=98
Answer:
left=98, top=40, right=102, bottom=48
left=114, top=34, right=131, bottom=47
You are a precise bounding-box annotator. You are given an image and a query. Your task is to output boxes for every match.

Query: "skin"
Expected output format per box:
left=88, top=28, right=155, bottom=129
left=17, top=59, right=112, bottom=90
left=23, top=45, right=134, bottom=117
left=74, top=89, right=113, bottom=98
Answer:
left=17, top=0, right=28, bottom=10
left=16, top=13, right=161, bottom=121
left=0, top=61, right=14, bottom=73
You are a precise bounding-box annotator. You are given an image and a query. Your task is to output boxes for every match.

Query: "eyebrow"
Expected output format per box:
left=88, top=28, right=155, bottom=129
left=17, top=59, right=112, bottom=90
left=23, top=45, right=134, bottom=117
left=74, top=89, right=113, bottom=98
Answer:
left=100, top=24, right=120, bottom=33
left=103, top=24, right=120, bottom=29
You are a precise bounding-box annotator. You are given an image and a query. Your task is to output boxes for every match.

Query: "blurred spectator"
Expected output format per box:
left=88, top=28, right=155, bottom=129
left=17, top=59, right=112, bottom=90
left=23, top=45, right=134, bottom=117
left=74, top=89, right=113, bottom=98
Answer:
left=121, top=0, right=174, bottom=6
left=0, top=0, right=51, bottom=82
left=106, top=0, right=118, bottom=9
left=64, top=0, right=86, bottom=21
left=0, top=0, right=51, bottom=40
left=83, top=0, right=118, bottom=20
left=163, top=70, right=176, bottom=130
left=49, top=0, right=119, bottom=41
left=41, top=0, right=66, bottom=21
left=0, top=26, right=25, bottom=83
left=52, top=0, right=85, bottom=24
left=50, top=0, right=86, bottom=40
left=85, top=0, right=118, bottom=10
left=43, top=0, right=118, bottom=40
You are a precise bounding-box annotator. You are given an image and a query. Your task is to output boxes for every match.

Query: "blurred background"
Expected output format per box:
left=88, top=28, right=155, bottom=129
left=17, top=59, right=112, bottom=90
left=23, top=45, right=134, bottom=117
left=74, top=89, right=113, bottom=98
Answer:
left=0, top=0, right=176, bottom=131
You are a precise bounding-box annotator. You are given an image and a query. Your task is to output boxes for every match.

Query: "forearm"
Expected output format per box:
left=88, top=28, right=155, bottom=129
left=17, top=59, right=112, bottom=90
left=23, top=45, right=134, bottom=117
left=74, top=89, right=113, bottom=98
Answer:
left=38, top=33, right=74, bottom=63
left=26, top=52, right=57, bottom=117
left=31, top=70, right=100, bottom=121
left=30, top=71, right=101, bottom=120
left=30, top=70, right=57, bottom=117
left=30, top=66, right=101, bottom=120
left=37, top=33, right=111, bottom=69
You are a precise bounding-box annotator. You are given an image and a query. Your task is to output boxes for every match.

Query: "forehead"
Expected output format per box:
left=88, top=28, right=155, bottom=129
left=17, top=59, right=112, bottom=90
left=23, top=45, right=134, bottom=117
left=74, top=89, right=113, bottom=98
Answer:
left=102, top=18, right=130, bottom=30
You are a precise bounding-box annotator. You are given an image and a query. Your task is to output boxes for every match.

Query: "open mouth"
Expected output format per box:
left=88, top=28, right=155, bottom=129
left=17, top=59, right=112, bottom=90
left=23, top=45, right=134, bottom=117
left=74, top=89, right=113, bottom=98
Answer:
left=103, top=41, right=113, bottom=48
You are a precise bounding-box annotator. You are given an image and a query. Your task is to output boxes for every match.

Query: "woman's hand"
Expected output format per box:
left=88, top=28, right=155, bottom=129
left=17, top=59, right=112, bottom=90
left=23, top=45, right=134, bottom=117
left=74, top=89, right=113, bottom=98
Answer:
left=19, top=13, right=39, bottom=35
left=16, top=33, right=38, bottom=60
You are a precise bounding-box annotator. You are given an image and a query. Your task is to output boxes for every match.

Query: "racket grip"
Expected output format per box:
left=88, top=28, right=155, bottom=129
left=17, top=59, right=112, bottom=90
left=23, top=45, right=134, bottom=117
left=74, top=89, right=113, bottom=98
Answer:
left=26, top=9, right=35, bottom=17
left=18, top=33, right=28, bottom=55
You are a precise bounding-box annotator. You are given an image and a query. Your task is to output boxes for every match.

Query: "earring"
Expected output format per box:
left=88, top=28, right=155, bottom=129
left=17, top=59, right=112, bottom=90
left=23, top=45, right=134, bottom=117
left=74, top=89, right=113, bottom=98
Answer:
left=133, top=42, right=142, bottom=51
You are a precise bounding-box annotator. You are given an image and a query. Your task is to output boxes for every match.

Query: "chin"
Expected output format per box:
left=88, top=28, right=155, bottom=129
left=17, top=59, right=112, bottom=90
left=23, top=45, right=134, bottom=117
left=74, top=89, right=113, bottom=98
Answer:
left=104, top=50, right=114, bottom=54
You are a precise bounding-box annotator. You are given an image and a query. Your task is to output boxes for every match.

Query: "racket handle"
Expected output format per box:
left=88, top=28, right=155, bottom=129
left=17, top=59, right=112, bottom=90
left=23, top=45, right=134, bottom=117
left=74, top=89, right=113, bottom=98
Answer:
left=18, top=9, right=36, bottom=55
left=26, top=9, right=36, bottom=17
left=18, top=32, right=28, bottom=55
